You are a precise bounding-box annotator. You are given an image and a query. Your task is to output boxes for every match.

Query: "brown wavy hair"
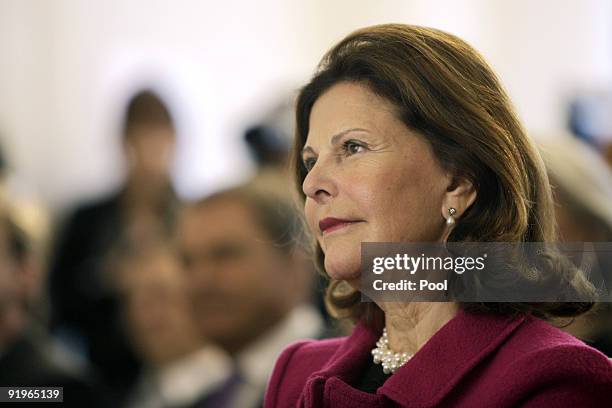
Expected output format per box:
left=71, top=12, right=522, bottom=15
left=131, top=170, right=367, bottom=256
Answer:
left=291, top=24, right=595, bottom=324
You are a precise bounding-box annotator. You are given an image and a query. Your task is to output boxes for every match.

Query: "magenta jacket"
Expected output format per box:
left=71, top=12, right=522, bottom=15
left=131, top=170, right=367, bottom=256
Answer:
left=264, top=308, right=612, bottom=407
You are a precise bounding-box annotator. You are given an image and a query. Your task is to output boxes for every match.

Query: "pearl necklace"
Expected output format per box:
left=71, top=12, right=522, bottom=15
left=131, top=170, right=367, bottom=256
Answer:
left=371, top=328, right=413, bottom=374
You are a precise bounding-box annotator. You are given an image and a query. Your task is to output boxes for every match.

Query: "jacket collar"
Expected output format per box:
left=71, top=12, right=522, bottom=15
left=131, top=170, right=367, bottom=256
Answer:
left=302, top=308, right=526, bottom=408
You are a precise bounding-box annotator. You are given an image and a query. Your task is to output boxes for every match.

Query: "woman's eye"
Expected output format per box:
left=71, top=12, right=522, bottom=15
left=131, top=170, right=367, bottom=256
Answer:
left=343, top=140, right=365, bottom=155
left=303, top=157, right=316, bottom=171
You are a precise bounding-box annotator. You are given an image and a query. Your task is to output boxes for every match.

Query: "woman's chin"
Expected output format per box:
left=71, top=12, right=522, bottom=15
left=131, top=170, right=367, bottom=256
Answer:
left=324, top=256, right=361, bottom=281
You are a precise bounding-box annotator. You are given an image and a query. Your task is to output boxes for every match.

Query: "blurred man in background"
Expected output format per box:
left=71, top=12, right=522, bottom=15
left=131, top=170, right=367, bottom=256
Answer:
left=539, top=135, right=612, bottom=356
left=0, top=204, right=104, bottom=406
left=113, top=238, right=231, bottom=408
left=242, top=95, right=295, bottom=207
left=178, top=185, right=329, bottom=408
left=243, top=97, right=333, bottom=327
left=48, top=89, right=179, bottom=401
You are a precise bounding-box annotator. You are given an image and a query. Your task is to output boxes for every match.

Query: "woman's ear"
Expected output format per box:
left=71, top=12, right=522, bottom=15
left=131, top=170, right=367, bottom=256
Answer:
left=441, top=176, right=477, bottom=221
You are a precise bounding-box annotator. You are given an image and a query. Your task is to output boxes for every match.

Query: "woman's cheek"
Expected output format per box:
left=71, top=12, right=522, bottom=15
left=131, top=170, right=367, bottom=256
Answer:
left=303, top=200, right=317, bottom=233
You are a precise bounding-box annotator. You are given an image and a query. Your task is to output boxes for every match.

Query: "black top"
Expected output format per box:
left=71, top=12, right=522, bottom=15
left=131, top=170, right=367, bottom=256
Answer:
left=354, top=359, right=393, bottom=394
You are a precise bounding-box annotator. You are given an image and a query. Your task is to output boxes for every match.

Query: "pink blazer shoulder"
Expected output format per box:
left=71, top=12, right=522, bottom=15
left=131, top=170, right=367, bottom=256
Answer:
left=264, top=310, right=612, bottom=408
left=265, top=337, right=343, bottom=407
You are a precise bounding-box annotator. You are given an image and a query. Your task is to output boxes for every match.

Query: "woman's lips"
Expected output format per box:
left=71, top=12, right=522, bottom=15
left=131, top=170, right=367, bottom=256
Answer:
left=319, top=217, right=362, bottom=234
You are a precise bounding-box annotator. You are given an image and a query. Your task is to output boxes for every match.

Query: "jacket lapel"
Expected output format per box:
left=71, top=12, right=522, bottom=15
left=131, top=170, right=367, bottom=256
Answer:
left=298, top=308, right=526, bottom=408
left=379, top=308, right=526, bottom=407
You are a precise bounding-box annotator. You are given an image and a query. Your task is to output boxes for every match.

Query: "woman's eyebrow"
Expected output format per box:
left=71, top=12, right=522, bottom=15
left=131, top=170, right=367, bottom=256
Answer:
left=301, top=146, right=315, bottom=158
left=330, top=127, right=370, bottom=146
left=302, top=127, right=371, bottom=157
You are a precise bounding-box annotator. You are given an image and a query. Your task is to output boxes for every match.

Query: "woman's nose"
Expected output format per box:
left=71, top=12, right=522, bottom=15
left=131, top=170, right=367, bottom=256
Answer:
left=302, top=159, right=337, bottom=204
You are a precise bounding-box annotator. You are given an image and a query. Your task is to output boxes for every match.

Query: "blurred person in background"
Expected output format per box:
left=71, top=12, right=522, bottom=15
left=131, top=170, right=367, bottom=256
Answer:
left=539, top=136, right=612, bottom=356
left=244, top=96, right=293, bottom=188
left=112, top=238, right=231, bottom=408
left=48, top=89, right=179, bottom=400
left=244, top=98, right=336, bottom=329
left=178, top=184, right=331, bottom=408
left=567, top=89, right=612, bottom=171
left=0, top=140, right=50, bottom=297
left=539, top=136, right=612, bottom=243
left=0, top=203, right=105, bottom=406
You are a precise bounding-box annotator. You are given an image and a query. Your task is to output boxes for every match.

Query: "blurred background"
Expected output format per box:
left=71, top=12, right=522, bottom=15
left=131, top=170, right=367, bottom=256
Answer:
left=1, top=0, right=611, bottom=209
left=0, top=1, right=611, bottom=407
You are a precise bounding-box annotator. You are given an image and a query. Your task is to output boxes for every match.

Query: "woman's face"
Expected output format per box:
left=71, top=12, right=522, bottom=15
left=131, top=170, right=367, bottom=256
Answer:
left=302, top=82, right=451, bottom=281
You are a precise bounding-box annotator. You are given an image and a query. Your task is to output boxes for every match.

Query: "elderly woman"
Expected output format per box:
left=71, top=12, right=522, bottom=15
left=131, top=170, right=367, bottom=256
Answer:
left=264, top=24, right=612, bottom=407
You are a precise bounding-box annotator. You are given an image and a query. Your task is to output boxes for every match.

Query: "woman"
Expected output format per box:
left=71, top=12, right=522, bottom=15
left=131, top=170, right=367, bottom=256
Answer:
left=264, top=24, right=612, bottom=407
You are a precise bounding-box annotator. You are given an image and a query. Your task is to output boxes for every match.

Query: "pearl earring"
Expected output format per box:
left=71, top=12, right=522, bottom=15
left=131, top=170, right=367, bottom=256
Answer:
left=446, top=207, right=457, bottom=225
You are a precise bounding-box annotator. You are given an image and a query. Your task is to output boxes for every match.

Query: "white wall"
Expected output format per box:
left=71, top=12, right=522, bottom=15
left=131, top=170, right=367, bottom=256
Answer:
left=0, top=0, right=610, bottom=211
